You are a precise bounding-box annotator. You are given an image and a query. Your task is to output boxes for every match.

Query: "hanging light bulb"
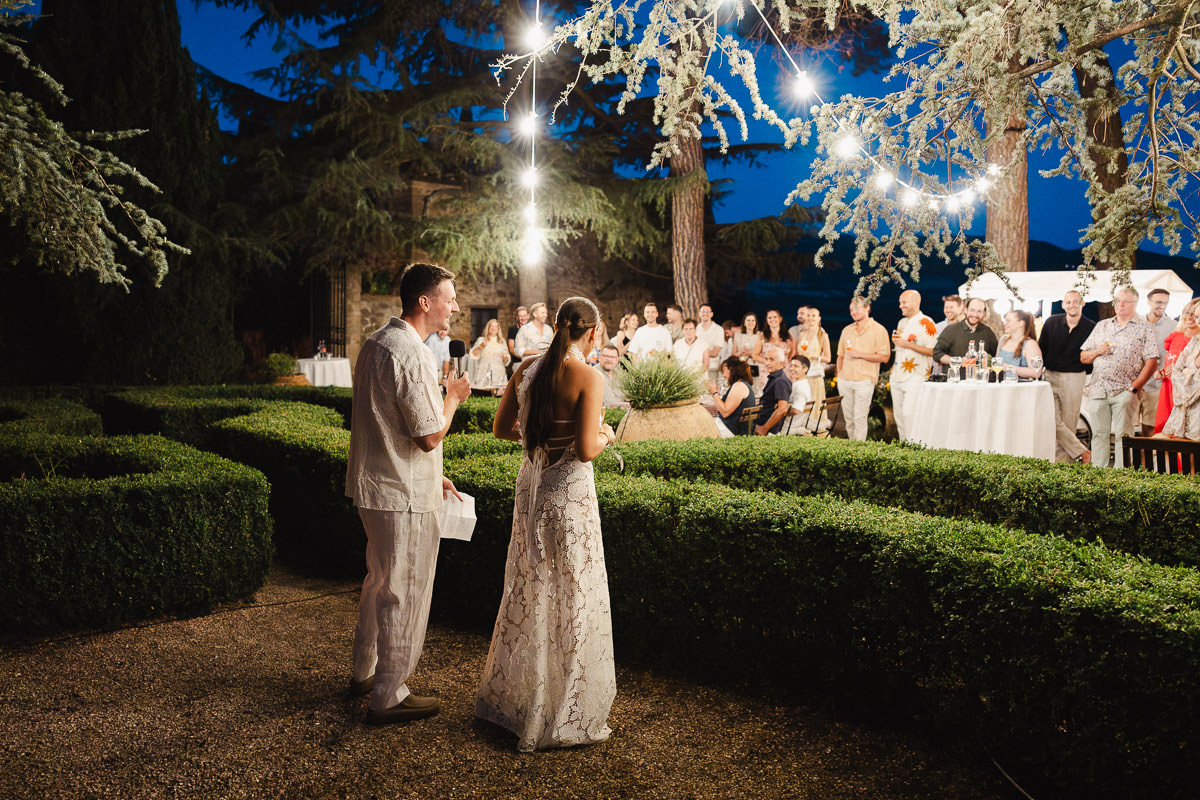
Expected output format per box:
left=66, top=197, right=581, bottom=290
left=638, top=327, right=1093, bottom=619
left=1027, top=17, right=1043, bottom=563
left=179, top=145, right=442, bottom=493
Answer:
left=523, top=202, right=538, bottom=223
left=959, top=188, right=977, bottom=206
left=521, top=227, right=543, bottom=266
left=945, top=194, right=961, bottom=213
left=792, top=71, right=815, bottom=100
left=524, top=22, right=548, bottom=52
left=521, top=167, right=539, bottom=188
left=901, top=189, right=919, bottom=207
left=834, top=134, right=860, bottom=160
left=975, top=176, right=993, bottom=194
left=516, top=111, right=538, bottom=137
left=874, top=170, right=893, bottom=190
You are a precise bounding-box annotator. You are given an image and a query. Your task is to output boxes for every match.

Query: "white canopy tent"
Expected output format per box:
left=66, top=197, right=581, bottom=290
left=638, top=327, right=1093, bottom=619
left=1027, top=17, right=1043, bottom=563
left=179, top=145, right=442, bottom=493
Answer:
left=958, top=269, right=1195, bottom=319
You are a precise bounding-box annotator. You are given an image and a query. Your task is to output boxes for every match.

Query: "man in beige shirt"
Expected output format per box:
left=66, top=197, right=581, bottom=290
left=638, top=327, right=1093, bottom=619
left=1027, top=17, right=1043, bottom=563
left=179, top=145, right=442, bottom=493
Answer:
left=836, top=297, right=891, bottom=441
left=346, top=262, right=471, bottom=725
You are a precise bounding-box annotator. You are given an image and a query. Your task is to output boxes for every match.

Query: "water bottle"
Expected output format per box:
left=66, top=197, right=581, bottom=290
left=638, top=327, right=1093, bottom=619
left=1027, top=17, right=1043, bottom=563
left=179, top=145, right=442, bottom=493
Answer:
left=964, top=340, right=977, bottom=381
left=977, top=348, right=989, bottom=383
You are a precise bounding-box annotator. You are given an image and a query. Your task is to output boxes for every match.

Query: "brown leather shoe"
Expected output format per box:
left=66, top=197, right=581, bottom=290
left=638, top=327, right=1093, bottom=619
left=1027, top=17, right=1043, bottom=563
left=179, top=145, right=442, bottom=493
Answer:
left=349, top=674, right=375, bottom=697
left=365, top=693, right=441, bottom=725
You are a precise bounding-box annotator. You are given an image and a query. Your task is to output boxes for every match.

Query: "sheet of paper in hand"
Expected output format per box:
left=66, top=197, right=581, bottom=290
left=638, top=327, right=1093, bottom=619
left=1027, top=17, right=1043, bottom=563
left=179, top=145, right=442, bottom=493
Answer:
left=439, top=492, right=476, bottom=541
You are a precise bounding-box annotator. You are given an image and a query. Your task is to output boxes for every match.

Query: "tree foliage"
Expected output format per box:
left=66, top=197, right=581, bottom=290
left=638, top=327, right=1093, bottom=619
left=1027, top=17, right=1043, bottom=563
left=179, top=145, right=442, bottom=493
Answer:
left=497, top=0, right=1200, bottom=298
left=0, top=0, right=187, bottom=288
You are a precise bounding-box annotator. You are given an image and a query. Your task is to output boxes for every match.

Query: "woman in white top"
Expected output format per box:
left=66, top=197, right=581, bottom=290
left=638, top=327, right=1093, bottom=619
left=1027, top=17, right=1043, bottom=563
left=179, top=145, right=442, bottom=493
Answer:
left=609, top=313, right=638, bottom=358
left=733, top=313, right=762, bottom=360
left=470, top=318, right=512, bottom=387
left=672, top=319, right=710, bottom=370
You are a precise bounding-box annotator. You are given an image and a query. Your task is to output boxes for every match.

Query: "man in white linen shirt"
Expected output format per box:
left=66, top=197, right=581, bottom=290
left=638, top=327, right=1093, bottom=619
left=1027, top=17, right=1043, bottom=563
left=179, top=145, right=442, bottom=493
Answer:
left=627, top=302, right=673, bottom=361
left=889, top=290, right=938, bottom=442
left=346, top=262, right=472, bottom=725
left=1079, top=287, right=1159, bottom=468
left=1133, top=288, right=1176, bottom=434
left=696, top=304, right=726, bottom=382
left=513, top=301, right=554, bottom=358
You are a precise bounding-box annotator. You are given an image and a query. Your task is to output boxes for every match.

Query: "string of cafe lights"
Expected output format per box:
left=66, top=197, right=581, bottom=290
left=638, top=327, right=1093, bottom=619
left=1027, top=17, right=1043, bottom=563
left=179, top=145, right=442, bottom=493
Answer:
left=510, top=0, right=1001, bottom=267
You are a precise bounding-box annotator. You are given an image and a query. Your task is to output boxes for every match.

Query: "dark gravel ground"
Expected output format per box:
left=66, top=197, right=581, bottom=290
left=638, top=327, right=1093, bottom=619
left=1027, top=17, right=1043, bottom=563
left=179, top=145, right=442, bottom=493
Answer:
left=0, top=564, right=1018, bottom=800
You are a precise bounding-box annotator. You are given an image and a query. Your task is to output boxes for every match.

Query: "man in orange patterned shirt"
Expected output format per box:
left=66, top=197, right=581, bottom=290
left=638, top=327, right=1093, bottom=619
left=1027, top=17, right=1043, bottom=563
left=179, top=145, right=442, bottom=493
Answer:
left=889, top=290, right=938, bottom=442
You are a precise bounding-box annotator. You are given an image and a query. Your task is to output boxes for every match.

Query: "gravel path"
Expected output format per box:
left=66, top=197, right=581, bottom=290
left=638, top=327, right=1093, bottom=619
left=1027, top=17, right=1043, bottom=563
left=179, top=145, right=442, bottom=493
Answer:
left=0, top=565, right=1013, bottom=800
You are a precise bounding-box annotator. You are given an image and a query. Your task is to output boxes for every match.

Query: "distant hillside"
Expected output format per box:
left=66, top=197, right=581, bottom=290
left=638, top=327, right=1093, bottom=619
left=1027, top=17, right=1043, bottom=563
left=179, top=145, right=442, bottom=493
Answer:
left=713, top=235, right=1200, bottom=335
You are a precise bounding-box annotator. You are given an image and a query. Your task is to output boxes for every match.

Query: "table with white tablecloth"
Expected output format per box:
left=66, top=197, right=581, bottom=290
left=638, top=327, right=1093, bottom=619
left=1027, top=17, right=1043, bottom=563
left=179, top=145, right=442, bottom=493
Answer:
left=907, top=380, right=1056, bottom=460
left=297, top=357, right=353, bottom=388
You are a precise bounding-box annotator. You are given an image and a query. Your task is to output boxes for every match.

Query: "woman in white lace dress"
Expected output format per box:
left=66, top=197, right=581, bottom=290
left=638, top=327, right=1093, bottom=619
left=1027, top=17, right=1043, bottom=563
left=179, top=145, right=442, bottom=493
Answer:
left=475, top=297, right=618, bottom=752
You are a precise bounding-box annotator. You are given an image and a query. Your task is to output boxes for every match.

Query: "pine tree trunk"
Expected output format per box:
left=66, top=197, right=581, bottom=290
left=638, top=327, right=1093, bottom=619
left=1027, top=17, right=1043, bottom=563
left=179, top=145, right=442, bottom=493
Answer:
left=669, top=133, right=708, bottom=318
left=985, top=112, right=1029, bottom=272
left=1075, top=60, right=1136, bottom=270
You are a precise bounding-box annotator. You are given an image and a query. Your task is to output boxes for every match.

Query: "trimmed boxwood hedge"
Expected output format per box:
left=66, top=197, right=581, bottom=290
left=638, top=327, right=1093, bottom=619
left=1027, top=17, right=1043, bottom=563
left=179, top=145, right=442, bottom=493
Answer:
left=0, top=397, right=103, bottom=438
left=440, top=453, right=1200, bottom=799
left=576, top=435, right=1200, bottom=568
left=0, top=432, right=273, bottom=629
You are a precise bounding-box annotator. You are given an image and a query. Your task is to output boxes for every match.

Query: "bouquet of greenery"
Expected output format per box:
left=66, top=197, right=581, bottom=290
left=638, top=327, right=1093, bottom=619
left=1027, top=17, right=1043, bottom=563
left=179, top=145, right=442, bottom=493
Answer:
left=614, top=353, right=705, bottom=409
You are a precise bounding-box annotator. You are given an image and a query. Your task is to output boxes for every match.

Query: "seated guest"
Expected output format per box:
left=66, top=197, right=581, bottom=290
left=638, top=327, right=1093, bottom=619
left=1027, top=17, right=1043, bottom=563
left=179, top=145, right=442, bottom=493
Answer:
left=754, top=347, right=792, bottom=436
left=1160, top=332, right=1200, bottom=440
left=672, top=319, right=709, bottom=370
left=595, top=344, right=626, bottom=407
left=1155, top=299, right=1200, bottom=433
left=783, top=355, right=813, bottom=435
left=707, top=357, right=755, bottom=438
left=995, top=309, right=1045, bottom=378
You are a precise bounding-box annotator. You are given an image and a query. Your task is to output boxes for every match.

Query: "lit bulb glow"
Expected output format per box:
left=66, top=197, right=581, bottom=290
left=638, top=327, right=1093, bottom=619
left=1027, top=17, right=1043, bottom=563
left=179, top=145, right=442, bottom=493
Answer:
left=987, top=162, right=1002, bottom=176
left=959, top=188, right=976, bottom=206
left=901, top=189, right=919, bottom=207
left=975, top=177, right=992, bottom=194
left=524, top=23, right=548, bottom=52
left=874, top=171, right=893, bottom=190
left=945, top=195, right=961, bottom=212
left=792, top=71, right=815, bottom=99
left=834, top=135, right=860, bottom=160
left=521, top=167, right=539, bottom=188
left=516, top=112, right=538, bottom=137
left=523, top=202, right=538, bottom=223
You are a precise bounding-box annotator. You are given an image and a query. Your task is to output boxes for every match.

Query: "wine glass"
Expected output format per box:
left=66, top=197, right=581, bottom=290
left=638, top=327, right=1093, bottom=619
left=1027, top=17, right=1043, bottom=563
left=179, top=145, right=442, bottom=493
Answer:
left=1029, top=355, right=1043, bottom=378
left=991, top=360, right=1005, bottom=383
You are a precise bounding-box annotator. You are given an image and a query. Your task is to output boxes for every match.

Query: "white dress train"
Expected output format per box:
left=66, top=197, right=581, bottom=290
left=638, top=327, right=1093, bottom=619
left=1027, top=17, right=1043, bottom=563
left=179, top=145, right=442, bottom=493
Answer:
left=474, top=355, right=616, bottom=751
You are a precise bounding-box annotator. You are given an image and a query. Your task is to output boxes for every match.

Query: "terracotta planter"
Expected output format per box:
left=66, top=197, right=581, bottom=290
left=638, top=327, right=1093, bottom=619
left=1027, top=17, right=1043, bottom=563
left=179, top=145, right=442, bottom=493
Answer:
left=615, top=398, right=720, bottom=443
left=271, top=374, right=312, bottom=386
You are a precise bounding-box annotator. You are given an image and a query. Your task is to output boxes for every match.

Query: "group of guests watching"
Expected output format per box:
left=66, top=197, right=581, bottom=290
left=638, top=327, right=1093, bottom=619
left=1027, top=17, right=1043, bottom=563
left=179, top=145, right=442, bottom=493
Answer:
left=438, top=285, right=1200, bottom=466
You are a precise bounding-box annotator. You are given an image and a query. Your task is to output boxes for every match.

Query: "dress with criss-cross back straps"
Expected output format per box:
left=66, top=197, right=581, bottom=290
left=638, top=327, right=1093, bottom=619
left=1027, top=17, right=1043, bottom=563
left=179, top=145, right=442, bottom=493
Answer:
left=474, top=352, right=616, bottom=752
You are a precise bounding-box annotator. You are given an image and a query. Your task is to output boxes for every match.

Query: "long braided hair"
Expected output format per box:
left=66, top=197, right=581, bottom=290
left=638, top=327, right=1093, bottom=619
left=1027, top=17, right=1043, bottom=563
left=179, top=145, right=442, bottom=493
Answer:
left=524, top=297, right=600, bottom=453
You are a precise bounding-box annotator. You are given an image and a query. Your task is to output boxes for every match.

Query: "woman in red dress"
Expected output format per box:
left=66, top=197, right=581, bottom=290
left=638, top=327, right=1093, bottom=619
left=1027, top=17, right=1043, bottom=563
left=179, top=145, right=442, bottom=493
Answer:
left=1155, top=298, right=1200, bottom=433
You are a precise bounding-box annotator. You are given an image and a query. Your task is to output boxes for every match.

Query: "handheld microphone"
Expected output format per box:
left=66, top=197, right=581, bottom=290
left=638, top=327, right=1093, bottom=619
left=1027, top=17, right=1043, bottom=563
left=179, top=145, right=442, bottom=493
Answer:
left=448, top=339, right=467, bottom=378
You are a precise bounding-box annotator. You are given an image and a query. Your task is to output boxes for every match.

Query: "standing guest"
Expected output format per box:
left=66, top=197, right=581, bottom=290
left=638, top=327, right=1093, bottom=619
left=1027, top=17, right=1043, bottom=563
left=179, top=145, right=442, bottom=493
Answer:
left=933, top=297, right=998, bottom=364
left=717, top=319, right=738, bottom=367
left=889, top=290, right=938, bottom=442
left=672, top=319, right=710, bottom=371
left=935, top=295, right=965, bottom=335
left=1155, top=298, right=1200, bottom=433
left=610, top=313, right=639, bottom=358
left=795, top=307, right=832, bottom=414
left=1079, top=287, right=1159, bottom=467
left=664, top=304, right=685, bottom=342
left=424, top=325, right=452, bottom=381
left=506, top=306, right=529, bottom=369
left=1159, top=328, right=1200, bottom=440
left=470, top=318, right=512, bottom=388
left=595, top=344, right=626, bottom=407
left=995, top=310, right=1045, bottom=377
left=477, top=297, right=617, bottom=752
left=707, top=356, right=755, bottom=437
left=754, top=347, right=793, bottom=435
left=514, top=302, right=554, bottom=358
left=585, top=319, right=608, bottom=365
left=1038, top=290, right=1097, bottom=463
left=627, top=302, right=673, bottom=361
left=1136, top=288, right=1177, bottom=434
left=755, top=309, right=795, bottom=363
left=696, top=304, right=726, bottom=382
left=346, top=262, right=472, bottom=724
left=733, top=312, right=762, bottom=361
left=788, top=305, right=809, bottom=343
left=836, top=298, right=891, bottom=441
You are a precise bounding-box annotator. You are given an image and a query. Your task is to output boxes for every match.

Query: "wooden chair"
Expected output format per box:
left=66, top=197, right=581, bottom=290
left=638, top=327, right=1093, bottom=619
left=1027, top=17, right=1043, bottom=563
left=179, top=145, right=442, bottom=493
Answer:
left=818, top=395, right=844, bottom=439
left=738, top=404, right=762, bottom=436
left=1122, top=435, right=1200, bottom=475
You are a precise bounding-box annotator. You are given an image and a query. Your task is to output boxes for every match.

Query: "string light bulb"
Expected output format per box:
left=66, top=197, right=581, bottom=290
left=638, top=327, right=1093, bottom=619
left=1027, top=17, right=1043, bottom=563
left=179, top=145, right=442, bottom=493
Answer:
left=834, top=134, right=860, bottom=160
left=523, top=202, right=538, bottom=223
left=901, top=189, right=919, bottom=207
left=874, top=171, right=893, bottom=190
left=517, top=111, right=538, bottom=137
left=792, top=71, right=815, bottom=100
left=524, top=22, right=548, bottom=52
left=521, top=167, right=539, bottom=188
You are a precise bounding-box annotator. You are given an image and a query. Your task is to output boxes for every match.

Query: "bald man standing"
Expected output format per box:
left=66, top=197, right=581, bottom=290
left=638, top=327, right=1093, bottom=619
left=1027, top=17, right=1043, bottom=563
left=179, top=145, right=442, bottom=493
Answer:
left=890, top=290, right=938, bottom=441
